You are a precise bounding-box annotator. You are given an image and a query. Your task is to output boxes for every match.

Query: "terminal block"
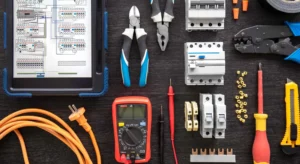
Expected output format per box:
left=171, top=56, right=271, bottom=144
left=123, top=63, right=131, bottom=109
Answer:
left=185, top=0, right=226, bottom=31
left=213, top=94, right=226, bottom=139
left=185, top=42, right=225, bottom=86
left=185, top=101, right=199, bottom=132
left=200, top=94, right=214, bottom=138
left=185, top=101, right=193, bottom=131
left=191, top=101, right=199, bottom=131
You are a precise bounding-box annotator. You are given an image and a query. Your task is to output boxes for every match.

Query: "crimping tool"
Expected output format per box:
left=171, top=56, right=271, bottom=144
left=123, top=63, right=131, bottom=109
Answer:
left=281, top=79, right=300, bottom=155
left=120, top=6, right=149, bottom=87
left=234, top=22, right=300, bottom=64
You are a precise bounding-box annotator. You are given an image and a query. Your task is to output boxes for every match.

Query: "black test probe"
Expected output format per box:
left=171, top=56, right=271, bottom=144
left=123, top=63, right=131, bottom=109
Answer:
left=160, top=105, right=164, bottom=164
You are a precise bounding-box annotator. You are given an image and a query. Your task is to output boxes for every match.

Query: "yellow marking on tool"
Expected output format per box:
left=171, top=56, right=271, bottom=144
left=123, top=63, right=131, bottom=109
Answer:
left=281, top=79, right=300, bottom=149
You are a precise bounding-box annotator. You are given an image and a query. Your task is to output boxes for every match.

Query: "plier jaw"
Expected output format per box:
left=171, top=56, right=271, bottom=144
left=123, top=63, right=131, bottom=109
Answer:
left=129, top=6, right=140, bottom=29
left=151, top=0, right=175, bottom=51
left=157, top=22, right=169, bottom=51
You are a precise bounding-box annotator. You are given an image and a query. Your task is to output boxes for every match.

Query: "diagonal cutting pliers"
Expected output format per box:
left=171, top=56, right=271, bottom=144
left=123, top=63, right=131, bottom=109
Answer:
left=121, top=6, right=149, bottom=87
left=150, top=0, right=175, bottom=51
left=234, top=21, right=300, bottom=64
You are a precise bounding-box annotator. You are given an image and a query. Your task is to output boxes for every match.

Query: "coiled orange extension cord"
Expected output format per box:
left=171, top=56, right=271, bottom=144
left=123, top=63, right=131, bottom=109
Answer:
left=0, top=105, right=101, bottom=164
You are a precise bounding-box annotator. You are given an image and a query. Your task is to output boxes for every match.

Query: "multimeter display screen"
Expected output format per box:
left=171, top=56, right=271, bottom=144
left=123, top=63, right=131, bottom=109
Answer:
left=118, top=104, right=146, bottom=119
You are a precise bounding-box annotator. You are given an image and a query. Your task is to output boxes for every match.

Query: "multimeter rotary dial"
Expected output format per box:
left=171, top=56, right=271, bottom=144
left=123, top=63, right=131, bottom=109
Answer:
left=119, top=126, right=147, bottom=150
left=122, top=127, right=143, bottom=146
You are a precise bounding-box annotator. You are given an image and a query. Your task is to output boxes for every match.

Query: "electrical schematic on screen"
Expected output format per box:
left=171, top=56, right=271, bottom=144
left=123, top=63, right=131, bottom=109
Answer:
left=13, top=0, right=91, bottom=78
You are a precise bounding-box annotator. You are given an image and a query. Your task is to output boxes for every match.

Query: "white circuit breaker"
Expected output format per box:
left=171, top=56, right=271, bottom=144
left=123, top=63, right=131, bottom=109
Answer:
left=185, top=0, right=226, bottom=31
left=213, top=94, right=226, bottom=139
left=199, top=94, right=214, bottom=138
left=184, top=42, right=225, bottom=86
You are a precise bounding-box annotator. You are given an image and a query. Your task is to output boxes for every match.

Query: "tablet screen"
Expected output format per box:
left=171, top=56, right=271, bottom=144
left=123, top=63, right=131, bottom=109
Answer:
left=13, top=0, right=92, bottom=79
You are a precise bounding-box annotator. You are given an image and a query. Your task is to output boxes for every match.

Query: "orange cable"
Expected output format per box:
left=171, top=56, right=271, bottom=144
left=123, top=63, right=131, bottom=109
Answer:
left=0, top=107, right=101, bottom=164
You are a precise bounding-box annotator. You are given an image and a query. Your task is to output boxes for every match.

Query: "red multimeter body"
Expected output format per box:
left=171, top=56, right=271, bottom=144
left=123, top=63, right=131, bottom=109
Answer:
left=112, top=96, right=152, bottom=163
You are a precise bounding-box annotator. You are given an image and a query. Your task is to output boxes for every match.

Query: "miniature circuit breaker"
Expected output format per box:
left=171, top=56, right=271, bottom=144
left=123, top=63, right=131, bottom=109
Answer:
left=200, top=94, right=214, bottom=138
left=185, top=0, right=226, bottom=31
left=185, top=42, right=225, bottom=86
left=213, top=94, right=226, bottom=139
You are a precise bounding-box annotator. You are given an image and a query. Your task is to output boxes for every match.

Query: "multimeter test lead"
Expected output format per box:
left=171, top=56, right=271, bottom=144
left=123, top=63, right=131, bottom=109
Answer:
left=168, top=79, right=178, bottom=164
left=160, top=105, right=164, bottom=164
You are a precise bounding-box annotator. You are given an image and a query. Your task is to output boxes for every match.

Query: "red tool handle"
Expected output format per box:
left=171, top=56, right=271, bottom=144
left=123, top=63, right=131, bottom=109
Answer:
left=168, top=85, right=175, bottom=140
left=253, top=114, right=270, bottom=164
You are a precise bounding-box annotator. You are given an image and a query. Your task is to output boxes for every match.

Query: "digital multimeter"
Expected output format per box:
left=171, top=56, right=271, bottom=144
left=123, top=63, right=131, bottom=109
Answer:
left=112, top=96, right=152, bottom=163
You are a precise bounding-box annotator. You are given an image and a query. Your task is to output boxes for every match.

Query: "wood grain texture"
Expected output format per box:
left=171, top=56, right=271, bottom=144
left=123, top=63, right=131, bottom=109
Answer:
left=0, top=0, right=300, bottom=163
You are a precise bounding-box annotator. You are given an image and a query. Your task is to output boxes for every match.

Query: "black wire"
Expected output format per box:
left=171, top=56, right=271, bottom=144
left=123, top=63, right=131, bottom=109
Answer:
left=131, top=159, right=135, bottom=164
left=130, top=154, right=136, bottom=164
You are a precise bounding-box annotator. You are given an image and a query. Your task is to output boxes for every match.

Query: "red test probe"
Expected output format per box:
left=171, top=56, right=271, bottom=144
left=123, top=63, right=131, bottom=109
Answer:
left=168, top=79, right=178, bottom=164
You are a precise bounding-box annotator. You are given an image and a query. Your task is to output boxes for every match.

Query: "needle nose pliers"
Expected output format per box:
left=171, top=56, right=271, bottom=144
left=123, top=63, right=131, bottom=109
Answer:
left=121, top=6, right=149, bottom=87
left=150, top=0, right=175, bottom=51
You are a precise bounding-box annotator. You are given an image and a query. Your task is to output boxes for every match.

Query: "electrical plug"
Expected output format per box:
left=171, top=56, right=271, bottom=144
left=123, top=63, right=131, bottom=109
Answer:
left=68, top=104, right=91, bottom=132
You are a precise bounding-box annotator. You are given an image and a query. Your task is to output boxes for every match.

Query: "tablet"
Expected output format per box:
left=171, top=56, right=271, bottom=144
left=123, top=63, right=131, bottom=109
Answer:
left=2, top=0, right=108, bottom=97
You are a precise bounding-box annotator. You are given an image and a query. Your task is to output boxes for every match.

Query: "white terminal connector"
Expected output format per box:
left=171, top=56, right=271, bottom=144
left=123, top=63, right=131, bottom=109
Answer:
left=199, top=94, right=214, bottom=138
left=185, top=0, right=226, bottom=31
left=185, top=42, right=225, bottom=86
left=213, top=94, right=226, bottom=139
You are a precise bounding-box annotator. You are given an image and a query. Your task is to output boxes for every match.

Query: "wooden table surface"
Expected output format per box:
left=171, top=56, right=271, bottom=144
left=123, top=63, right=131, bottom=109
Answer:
left=1, top=0, right=300, bottom=163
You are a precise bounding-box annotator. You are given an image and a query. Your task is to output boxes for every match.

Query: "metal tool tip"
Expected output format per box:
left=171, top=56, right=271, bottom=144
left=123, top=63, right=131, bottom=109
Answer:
left=258, top=63, right=262, bottom=70
left=170, top=79, right=172, bottom=86
left=161, top=105, right=163, bottom=114
left=129, top=6, right=140, bottom=17
left=287, top=78, right=293, bottom=83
